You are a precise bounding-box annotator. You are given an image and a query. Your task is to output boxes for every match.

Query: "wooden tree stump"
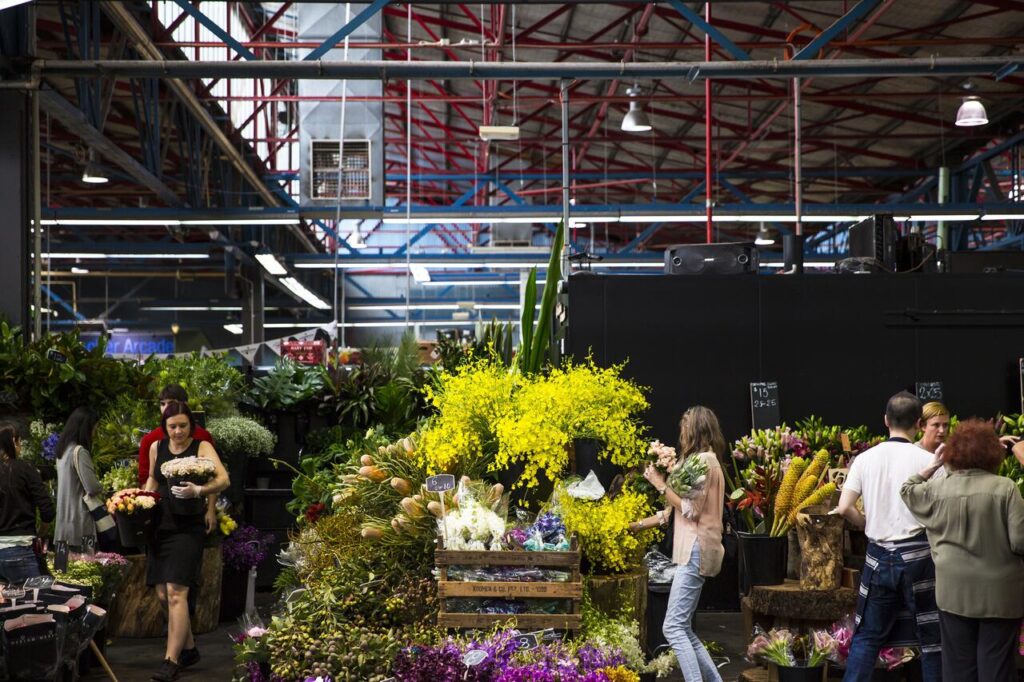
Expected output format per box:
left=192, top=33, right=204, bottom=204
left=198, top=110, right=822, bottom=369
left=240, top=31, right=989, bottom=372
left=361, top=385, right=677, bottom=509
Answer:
left=107, top=546, right=223, bottom=638
left=585, top=570, right=647, bottom=648
left=796, top=510, right=845, bottom=591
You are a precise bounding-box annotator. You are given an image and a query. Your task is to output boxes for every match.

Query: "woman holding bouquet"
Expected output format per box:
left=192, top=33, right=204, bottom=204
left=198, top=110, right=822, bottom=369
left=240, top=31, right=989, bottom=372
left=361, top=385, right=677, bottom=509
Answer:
left=144, top=402, right=229, bottom=682
left=630, top=406, right=726, bottom=682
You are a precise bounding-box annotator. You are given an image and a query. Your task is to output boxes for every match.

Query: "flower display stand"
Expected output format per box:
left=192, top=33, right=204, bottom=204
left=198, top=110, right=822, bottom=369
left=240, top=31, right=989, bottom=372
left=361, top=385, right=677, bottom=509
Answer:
left=106, top=547, right=223, bottom=638
left=741, top=579, right=856, bottom=640
left=739, top=664, right=830, bottom=682
left=435, top=542, right=582, bottom=632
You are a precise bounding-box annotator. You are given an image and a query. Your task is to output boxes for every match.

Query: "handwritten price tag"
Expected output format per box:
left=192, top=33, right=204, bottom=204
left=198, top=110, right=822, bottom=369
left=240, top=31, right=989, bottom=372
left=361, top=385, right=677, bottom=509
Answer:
left=426, top=474, right=456, bottom=493
left=515, top=632, right=539, bottom=650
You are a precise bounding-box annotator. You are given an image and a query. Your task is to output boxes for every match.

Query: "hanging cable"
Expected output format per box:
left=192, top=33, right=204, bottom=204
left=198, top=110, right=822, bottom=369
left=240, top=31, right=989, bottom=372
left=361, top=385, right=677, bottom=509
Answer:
left=332, top=3, right=353, bottom=342
left=405, top=3, right=413, bottom=327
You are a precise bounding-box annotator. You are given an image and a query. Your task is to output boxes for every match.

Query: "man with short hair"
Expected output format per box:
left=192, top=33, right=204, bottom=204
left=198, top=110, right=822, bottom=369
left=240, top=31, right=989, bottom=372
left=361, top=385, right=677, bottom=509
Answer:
left=137, top=384, right=214, bottom=486
left=838, top=391, right=943, bottom=682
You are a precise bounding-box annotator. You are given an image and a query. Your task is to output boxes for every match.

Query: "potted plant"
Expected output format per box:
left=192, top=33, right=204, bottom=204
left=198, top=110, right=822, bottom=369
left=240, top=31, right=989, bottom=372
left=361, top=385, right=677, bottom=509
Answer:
left=730, top=442, right=835, bottom=591
left=748, top=627, right=836, bottom=682
left=205, top=416, right=276, bottom=507
left=220, top=524, right=273, bottom=622
left=106, top=488, right=160, bottom=549
left=159, top=456, right=216, bottom=515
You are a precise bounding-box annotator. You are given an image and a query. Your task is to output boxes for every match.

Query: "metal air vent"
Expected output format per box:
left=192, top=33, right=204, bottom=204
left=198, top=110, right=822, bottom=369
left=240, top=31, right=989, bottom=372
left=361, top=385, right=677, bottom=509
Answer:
left=310, top=139, right=371, bottom=200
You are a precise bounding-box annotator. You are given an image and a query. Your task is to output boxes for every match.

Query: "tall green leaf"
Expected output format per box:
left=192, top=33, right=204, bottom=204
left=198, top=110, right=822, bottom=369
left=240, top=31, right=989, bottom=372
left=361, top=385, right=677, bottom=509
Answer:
left=525, top=220, right=565, bottom=374
left=518, top=267, right=537, bottom=372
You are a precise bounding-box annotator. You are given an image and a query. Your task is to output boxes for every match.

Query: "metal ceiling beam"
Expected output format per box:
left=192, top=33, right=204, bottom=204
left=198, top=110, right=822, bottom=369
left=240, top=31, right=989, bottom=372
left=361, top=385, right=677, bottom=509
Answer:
left=38, top=88, right=182, bottom=206
left=38, top=55, right=1024, bottom=80
left=97, top=2, right=318, bottom=254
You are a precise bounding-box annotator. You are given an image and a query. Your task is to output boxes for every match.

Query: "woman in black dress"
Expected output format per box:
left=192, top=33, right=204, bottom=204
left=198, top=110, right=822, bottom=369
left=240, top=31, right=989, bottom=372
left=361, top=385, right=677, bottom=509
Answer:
left=144, top=402, right=229, bottom=682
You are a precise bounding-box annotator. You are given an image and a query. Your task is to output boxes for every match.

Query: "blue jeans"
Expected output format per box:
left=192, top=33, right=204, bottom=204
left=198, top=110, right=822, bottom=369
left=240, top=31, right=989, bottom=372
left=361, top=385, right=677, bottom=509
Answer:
left=0, top=545, right=41, bottom=584
left=843, top=547, right=942, bottom=682
left=664, top=543, right=722, bottom=682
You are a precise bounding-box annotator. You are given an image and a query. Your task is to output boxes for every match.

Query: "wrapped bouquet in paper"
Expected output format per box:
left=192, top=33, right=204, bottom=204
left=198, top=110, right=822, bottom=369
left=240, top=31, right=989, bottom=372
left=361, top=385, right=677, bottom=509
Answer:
left=668, top=454, right=709, bottom=498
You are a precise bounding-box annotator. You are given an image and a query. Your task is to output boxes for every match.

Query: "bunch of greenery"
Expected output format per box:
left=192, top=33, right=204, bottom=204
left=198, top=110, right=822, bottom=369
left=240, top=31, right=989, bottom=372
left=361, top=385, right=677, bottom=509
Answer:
left=281, top=426, right=393, bottom=520
left=100, top=462, right=137, bottom=494
left=494, top=359, right=649, bottom=488
left=206, top=416, right=276, bottom=458
left=518, top=220, right=565, bottom=375
left=91, top=394, right=154, bottom=475
left=434, top=321, right=516, bottom=371
left=0, top=322, right=157, bottom=422
left=152, top=352, right=244, bottom=417
left=246, top=358, right=326, bottom=412
left=319, top=333, right=432, bottom=437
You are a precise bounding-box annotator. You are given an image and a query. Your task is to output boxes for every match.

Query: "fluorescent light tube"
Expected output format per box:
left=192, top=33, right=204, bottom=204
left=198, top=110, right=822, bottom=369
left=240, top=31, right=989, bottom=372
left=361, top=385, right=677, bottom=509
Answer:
left=421, top=280, right=515, bottom=287
left=981, top=213, right=1024, bottom=221
left=801, top=215, right=868, bottom=223
left=223, top=324, right=244, bottom=335
left=280, top=277, right=331, bottom=310
left=255, top=251, right=288, bottom=276
left=43, top=252, right=209, bottom=259
left=409, top=265, right=431, bottom=283
left=141, top=306, right=242, bottom=312
left=907, top=213, right=979, bottom=221
left=70, top=267, right=89, bottom=274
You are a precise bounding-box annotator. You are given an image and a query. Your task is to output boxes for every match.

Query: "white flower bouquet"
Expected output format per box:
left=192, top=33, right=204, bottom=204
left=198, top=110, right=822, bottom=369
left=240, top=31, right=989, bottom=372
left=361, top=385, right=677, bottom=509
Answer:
left=668, top=454, right=709, bottom=498
left=440, top=496, right=506, bottom=551
left=160, top=456, right=216, bottom=515
left=160, top=456, right=216, bottom=482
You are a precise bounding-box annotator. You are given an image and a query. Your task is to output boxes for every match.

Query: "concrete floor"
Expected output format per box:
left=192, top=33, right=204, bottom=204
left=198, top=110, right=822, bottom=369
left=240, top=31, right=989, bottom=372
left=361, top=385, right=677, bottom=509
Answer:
left=81, top=611, right=751, bottom=682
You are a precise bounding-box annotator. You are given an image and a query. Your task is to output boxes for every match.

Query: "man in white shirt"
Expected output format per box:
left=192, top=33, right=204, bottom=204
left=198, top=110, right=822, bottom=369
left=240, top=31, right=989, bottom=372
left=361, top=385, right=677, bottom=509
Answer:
left=838, top=391, right=942, bottom=682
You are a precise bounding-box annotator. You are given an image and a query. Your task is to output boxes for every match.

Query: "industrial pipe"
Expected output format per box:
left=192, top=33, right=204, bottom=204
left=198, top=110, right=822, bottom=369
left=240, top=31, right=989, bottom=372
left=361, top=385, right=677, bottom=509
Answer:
left=35, top=55, right=1024, bottom=80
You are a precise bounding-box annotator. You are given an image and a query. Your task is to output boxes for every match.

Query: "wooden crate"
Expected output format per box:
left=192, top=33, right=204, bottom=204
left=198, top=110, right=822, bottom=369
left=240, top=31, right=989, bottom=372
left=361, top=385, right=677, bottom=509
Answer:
left=435, top=542, right=582, bottom=631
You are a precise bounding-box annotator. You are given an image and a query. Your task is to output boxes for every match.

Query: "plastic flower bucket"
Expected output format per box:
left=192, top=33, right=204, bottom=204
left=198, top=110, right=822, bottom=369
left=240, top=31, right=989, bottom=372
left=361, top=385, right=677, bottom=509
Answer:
left=114, top=506, right=156, bottom=549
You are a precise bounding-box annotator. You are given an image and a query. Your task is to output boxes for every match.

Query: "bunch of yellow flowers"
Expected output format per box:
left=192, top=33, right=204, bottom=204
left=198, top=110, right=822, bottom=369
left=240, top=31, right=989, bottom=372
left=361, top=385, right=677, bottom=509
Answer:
left=559, top=483, right=658, bottom=574
left=418, top=357, right=519, bottom=477
left=600, top=667, right=640, bottom=682
left=218, top=509, right=238, bottom=536
left=494, top=359, right=648, bottom=488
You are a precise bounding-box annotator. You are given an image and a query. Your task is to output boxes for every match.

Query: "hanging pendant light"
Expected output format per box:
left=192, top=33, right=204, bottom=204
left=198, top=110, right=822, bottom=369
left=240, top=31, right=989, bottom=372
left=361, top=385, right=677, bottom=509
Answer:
left=754, top=223, right=775, bottom=246
left=80, top=149, right=109, bottom=184
left=621, top=85, right=652, bottom=133
left=955, top=96, right=988, bottom=127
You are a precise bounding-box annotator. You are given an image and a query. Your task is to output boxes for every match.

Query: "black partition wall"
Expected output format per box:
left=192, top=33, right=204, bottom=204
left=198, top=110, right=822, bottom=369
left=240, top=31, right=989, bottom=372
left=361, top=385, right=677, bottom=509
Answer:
left=566, top=273, right=1024, bottom=444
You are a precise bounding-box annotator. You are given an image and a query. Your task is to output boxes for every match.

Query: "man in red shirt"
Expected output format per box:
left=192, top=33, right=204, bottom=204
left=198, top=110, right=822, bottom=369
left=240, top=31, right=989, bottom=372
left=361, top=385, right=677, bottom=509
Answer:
left=137, top=384, right=215, bottom=486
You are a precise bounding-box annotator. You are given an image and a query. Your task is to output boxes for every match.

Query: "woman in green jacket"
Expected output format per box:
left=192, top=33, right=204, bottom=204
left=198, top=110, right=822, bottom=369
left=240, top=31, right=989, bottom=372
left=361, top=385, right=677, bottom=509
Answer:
left=900, top=419, right=1024, bottom=682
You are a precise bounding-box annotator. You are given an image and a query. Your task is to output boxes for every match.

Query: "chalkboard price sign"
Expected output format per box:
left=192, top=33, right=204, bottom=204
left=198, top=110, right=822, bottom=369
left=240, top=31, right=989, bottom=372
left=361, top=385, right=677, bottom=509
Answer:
left=426, top=474, right=456, bottom=493
left=46, top=349, right=67, bottom=364
left=515, top=632, right=539, bottom=651
left=750, top=381, right=780, bottom=430
left=53, top=541, right=69, bottom=573
left=916, top=381, right=944, bottom=402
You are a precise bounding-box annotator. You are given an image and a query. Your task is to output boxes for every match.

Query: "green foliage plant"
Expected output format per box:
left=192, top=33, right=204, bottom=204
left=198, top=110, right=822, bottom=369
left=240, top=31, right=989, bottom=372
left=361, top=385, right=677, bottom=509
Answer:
left=153, top=352, right=244, bottom=416
left=0, top=322, right=156, bottom=422
left=518, top=220, right=564, bottom=375
left=246, top=358, right=326, bottom=412
left=91, top=394, right=154, bottom=475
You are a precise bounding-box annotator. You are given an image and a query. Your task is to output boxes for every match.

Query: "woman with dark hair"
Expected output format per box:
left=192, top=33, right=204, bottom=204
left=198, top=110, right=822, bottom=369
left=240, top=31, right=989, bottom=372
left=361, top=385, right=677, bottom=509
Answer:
left=144, top=401, right=229, bottom=682
left=54, top=406, right=107, bottom=550
left=901, top=419, right=1024, bottom=682
left=630, top=406, right=726, bottom=682
left=0, top=424, right=55, bottom=583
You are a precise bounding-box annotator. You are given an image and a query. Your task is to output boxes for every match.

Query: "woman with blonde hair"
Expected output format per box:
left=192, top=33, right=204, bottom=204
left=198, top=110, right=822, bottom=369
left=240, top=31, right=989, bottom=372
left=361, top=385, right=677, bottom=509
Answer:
left=915, top=401, right=950, bottom=454
left=630, top=406, right=726, bottom=682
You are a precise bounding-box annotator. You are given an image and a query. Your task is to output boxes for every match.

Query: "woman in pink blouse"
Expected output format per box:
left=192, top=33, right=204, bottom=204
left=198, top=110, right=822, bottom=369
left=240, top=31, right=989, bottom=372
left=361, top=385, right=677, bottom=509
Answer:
left=631, top=406, right=726, bottom=682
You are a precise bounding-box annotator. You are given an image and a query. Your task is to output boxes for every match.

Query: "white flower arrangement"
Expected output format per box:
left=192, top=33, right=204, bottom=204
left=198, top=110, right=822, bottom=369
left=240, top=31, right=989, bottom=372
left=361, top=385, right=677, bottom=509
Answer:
left=206, top=417, right=276, bottom=458
left=160, top=456, right=216, bottom=481
left=106, top=488, right=160, bottom=515
left=440, top=497, right=506, bottom=550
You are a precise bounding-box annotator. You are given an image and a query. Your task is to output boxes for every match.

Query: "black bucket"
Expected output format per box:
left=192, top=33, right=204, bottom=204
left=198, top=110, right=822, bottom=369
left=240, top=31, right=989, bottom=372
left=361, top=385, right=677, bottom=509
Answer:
left=737, top=531, right=788, bottom=593
left=777, top=664, right=825, bottom=682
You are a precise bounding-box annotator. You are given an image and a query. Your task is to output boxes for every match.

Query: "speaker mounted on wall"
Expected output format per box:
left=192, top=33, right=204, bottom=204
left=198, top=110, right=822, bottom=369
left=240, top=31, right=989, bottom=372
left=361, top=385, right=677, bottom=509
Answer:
left=663, top=242, right=759, bottom=275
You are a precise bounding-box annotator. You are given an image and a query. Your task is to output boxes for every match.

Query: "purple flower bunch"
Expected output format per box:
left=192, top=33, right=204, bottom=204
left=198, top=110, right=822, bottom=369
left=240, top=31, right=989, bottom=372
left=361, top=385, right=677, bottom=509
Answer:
left=222, top=524, right=274, bottom=572
left=393, top=631, right=518, bottom=681
left=531, top=512, right=566, bottom=542
left=494, top=668, right=608, bottom=682
left=41, top=433, right=59, bottom=462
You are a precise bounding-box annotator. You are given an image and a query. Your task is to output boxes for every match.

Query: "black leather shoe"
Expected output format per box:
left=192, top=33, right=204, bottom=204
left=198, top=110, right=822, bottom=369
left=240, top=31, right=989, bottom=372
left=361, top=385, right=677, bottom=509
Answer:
left=179, top=647, right=200, bottom=668
left=151, top=658, right=181, bottom=682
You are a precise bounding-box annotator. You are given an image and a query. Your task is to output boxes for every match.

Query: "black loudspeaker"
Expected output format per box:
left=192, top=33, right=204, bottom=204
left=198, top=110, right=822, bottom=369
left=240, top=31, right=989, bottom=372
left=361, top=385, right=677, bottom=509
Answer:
left=849, top=214, right=898, bottom=270
left=663, top=242, right=759, bottom=275
left=944, top=250, right=1024, bottom=274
